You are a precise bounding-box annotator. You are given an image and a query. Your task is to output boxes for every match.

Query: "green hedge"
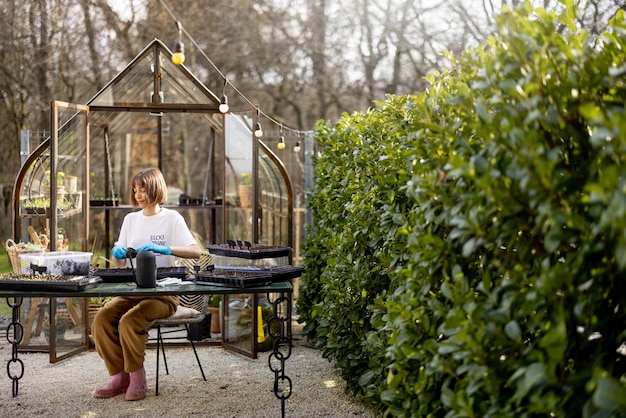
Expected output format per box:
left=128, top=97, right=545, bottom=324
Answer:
left=297, top=2, right=626, bottom=416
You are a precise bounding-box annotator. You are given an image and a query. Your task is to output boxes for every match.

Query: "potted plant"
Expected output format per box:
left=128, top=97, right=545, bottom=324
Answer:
left=56, top=227, right=69, bottom=251
left=44, top=170, right=66, bottom=201
left=238, top=172, right=252, bottom=208
left=65, top=174, right=78, bottom=193
left=207, top=295, right=222, bottom=334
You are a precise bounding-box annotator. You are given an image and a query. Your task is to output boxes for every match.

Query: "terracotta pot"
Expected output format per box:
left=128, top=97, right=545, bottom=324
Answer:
left=207, top=307, right=220, bottom=333
left=87, top=304, right=101, bottom=334
left=44, top=186, right=66, bottom=201
left=238, top=185, right=252, bottom=208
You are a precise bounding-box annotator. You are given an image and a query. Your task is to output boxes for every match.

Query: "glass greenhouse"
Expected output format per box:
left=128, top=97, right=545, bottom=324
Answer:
left=11, top=39, right=294, bottom=262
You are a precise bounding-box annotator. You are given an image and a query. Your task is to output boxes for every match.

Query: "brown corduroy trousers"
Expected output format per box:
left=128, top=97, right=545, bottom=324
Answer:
left=92, top=296, right=179, bottom=375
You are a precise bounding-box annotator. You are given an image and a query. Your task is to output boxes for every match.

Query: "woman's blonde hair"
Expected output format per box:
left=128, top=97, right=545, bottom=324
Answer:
left=130, top=167, right=168, bottom=207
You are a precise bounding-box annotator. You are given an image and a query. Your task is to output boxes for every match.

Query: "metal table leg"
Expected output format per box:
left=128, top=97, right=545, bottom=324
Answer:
left=5, top=297, right=24, bottom=397
left=267, top=291, right=293, bottom=418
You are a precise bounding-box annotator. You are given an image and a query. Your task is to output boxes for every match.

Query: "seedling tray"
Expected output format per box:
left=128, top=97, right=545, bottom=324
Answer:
left=194, top=269, right=273, bottom=288
left=93, top=267, right=189, bottom=283
left=213, top=265, right=304, bottom=281
left=0, top=273, right=102, bottom=292
left=206, top=242, right=291, bottom=260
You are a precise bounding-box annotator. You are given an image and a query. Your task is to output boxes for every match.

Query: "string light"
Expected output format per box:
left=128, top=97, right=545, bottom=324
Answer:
left=254, top=108, right=263, bottom=138
left=219, top=79, right=229, bottom=113
left=219, top=94, right=229, bottom=113
left=254, top=122, right=263, bottom=137
left=171, top=21, right=185, bottom=65
left=159, top=0, right=311, bottom=137
left=278, top=125, right=285, bottom=150
left=293, top=141, right=301, bottom=153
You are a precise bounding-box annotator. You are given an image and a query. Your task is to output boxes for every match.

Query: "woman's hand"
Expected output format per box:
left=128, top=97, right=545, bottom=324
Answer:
left=112, top=245, right=128, bottom=259
left=136, top=242, right=172, bottom=255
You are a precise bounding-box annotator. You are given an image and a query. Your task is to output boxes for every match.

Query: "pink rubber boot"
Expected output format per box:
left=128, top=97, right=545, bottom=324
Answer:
left=93, top=372, right=130, bottom=398
left=125, top=368, right=147, bottom=401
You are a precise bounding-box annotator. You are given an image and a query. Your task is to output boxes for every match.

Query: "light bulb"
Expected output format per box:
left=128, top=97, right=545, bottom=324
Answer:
left=172, top=52, right=185, bottom=65
left=278, top=137, right=285, bottom=150
left=254, top=122, right=263, bottom=138
left=219, top=94, right=229, bottom=113
left=172, top=40, right=185, bottom=65
left=293, top=141, right=301, bottom=153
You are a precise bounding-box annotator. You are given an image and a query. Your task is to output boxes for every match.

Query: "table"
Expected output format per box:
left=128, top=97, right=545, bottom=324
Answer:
left=1, top=281, right=293, bottom=417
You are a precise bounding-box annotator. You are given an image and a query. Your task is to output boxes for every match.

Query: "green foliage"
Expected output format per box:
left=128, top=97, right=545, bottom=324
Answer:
left=0, top=247, right=11, bottom=274
left=240, top=172, right=252, bottom=185
left=22, top=197, right=73, bottom=210
left=209, top=295, right=221, bottom=308
left=87, top=297, right=112, bottom=306
left=297, top=3, right=626, bottom=417
left=298, top=99, right=417, bottom=401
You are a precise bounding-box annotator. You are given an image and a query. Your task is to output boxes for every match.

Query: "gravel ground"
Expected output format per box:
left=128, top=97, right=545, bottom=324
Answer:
left=0, top=321, right=378, bottom=418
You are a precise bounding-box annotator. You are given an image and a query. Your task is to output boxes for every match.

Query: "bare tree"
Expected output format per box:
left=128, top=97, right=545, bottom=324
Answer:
left=0, top=0, right=622, bottom=184
left=30, top=0, right=52, bottom=130
left=0, top=2, right=30, bottom=181
left=0, top=0, right=143, bottom=183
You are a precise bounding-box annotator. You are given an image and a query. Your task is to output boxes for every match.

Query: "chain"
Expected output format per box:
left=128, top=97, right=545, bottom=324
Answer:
left=5, top=298, right=24, bottom=397
left=266, top=292, right=292, bottom=418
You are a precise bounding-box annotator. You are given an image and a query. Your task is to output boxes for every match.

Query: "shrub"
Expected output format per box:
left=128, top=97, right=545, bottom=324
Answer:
left=298, top=2, right=626, bottom=416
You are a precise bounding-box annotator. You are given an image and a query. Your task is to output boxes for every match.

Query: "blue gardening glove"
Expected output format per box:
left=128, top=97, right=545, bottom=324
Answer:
left=136, top=242, right=172, bottom=255
left=112, top=245, right=128, bottom=259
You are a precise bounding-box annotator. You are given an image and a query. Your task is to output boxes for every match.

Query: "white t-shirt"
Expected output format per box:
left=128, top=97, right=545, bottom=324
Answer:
left=115, top=207, right=197, bottom=268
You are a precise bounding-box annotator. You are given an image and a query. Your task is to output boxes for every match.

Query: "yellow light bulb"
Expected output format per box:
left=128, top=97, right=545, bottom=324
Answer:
left=172, top=52, right=185, bottom=65
left=278, top=141, right=285, bottom=150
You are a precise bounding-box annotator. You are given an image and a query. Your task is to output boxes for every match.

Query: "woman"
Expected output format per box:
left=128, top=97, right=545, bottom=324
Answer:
left=92, top=167, right=201, bottom=401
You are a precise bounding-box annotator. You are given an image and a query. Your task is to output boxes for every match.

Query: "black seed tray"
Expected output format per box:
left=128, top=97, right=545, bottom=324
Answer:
left=0, top=273, right=102, bottom=292
left=194, top=269, right=273, bottom=288
left=206, top=243, right=291, bottom=259
left=267, top=265, right=304, bottom=280
left=158, top=267, right=189, bottom=279
left=214, top=265, right=304, bottom=281
left=93, top=267, right=189, bottom=283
